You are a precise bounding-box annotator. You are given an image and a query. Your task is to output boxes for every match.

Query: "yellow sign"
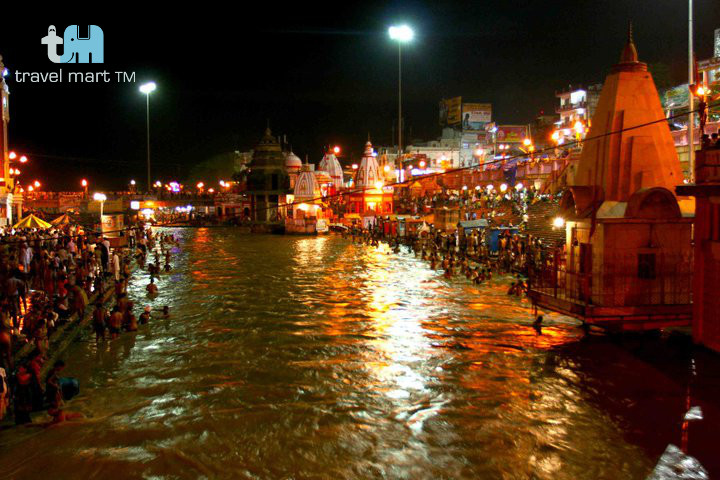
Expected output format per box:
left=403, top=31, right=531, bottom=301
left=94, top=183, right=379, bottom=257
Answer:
left=440, top=97, right=462, bottom=126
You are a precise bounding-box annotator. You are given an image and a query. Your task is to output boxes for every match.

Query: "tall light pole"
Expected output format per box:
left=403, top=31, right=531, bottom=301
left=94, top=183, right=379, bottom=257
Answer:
left=688, top=0, right=695, bottom=181
left=93, top=192, right=107, bottom=220
left=389, top=25, right=414, bottom=170
left=140, top=82, right=157, bottom=192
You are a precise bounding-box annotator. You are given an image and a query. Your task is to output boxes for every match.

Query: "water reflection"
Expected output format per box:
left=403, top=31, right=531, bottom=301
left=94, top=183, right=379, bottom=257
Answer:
left=0, top=230, right=718, bottom=479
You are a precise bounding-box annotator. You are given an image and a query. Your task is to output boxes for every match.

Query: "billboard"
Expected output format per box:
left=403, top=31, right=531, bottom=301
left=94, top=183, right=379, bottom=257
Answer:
left=101, top=214, right=124, bottom=238
left=461, top=103, right=492, bottom=131
left=488, top=125, right=528, bottom=144
left=439, top=97, right=462, bottom=126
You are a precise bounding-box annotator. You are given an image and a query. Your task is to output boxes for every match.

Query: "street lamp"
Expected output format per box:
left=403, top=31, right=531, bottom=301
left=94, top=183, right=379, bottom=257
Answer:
left=81, top=179, right=88, bottom=198
left=139, top=81, right=157, bottom=192
left=388, top=24, right=414, bottom=169
left=93, top=192, right=107, bottom=219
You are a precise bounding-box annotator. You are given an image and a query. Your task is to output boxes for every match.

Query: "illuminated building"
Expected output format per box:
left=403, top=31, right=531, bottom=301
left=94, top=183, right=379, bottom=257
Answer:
left=0, top=54, right=21, bottom=223
left=245, top=127, right=290, bottom=226
left=346, top=139, right=393, bottom=218
left=529, top=30, right=694, bottom=331
left=318, top=150, right=344, bottom=194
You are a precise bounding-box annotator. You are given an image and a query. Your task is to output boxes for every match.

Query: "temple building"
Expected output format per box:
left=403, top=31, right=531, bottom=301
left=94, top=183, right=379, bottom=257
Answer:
left=346, top=139, right=393, bottom=218
left=529, top=29, right=694, bottom=331
left=677, top=134, right=720, bottom=352
left=245, top=127, right=290, bottom=227
left=318, top=150, right=344, bottom=194
left=286, top=163, right=328, bottom=234
left=285, top=150, right=302, bottom=188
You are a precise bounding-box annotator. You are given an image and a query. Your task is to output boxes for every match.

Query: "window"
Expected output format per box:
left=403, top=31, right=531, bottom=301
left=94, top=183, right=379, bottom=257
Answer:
left=638, top=253, right=656, bottom=279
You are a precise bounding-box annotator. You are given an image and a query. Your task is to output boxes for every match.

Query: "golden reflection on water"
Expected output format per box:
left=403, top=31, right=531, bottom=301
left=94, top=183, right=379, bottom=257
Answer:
left=0, top=231, right=681, bottom=480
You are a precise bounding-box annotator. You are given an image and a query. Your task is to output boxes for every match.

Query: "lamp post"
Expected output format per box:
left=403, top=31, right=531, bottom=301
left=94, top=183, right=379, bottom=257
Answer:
left=139, top=82, right=157, bottom=193
left=81, top=178, right=88, bottom=198
left=388, top=24, right=414, bottom=170
left=93, top=192, right=107, bottom=220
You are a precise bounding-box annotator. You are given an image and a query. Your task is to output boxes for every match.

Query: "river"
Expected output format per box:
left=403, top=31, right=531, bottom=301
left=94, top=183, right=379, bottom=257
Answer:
left=0, top=228, right=718, bottom=479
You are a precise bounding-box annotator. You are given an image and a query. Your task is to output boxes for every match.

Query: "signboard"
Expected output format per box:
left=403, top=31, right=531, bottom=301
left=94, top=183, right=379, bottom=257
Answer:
left=439, top=97, right=462, bottom=126
left=489, top=125, right=528, bottom=144
left=461, top=103, right=492, bottom=131
left=101, top=214, right=124, bottom=238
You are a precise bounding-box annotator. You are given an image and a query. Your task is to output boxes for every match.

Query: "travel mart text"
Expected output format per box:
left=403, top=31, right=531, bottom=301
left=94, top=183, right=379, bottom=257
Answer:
left=12, top=71, right=136, bottom=83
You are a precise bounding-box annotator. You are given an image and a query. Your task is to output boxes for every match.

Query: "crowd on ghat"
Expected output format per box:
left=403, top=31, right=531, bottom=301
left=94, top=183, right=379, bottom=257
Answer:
left=345, top=219, right=552, bottom=299
left=0, top=223, right=178, bottom=425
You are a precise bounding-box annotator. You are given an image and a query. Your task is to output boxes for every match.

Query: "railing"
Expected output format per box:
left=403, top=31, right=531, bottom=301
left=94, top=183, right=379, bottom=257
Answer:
left=529, top=250, right=693, bottom=307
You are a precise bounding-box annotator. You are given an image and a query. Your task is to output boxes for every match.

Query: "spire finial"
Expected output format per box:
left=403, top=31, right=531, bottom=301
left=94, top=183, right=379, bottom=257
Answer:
left=619, top=21, right=639, bottom=64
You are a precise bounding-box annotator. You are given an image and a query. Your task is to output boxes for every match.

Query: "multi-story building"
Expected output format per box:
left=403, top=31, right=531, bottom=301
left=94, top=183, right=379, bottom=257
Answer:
left=554, top=84, right=602, bottom=144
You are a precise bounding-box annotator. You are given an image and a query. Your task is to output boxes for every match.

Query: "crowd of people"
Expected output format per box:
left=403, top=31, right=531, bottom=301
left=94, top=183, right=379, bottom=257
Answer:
left=345, top=220, right=552, bottom=297
left=0, top=222, right=178, bottom=426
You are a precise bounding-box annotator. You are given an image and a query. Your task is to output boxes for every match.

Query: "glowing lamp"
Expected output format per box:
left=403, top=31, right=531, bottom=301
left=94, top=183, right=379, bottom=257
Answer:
left=33, top=180, right=40, bottom=188
left=197, top=182, right=204, bottom=189
left=553, top=217, right=565, bottom=228
left=383, top=165, right=391, bottom=172
left=93, top=192, right=107, bottom=202
left=8, top=151, right=16, bottom=160
left=333, top=146, right=341, bottom=155
left=139, top=82, right=157, bottom=95
left=462, top=185, right=468, bottom=191
left=419, top=160, right=426, bottom=168
left=374, top=181, right=384, bottom=191
left=130, top=179, right=136, bottom=185
left=500, top=183, right=508, bottom=192
left=130, top=201, right=141, bottom=210
left=352, top=164, right=358, bottom=170
left=389, top=25, right=414, bottom=43
left=573, top=121, right=585, bottom=134
left=19, top=155, right=27, bottom=163
left=81, top=179, right=88, bottom=187
left=515, top=182, right=524, bottom=191
left=523, top=138, right=532, bottom=147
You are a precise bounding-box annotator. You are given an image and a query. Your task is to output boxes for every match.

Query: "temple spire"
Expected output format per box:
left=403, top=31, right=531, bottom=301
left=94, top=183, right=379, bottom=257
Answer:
left=620, top=21, right=638, bottom=64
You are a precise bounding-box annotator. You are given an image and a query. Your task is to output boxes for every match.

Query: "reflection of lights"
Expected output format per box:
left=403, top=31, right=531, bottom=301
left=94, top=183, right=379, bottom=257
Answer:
left=553, top=217, right=565, bottom=228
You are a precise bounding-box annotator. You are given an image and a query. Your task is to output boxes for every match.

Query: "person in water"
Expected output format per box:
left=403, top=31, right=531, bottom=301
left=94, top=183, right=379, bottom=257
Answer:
left=146, top=278, right=158, bottom=295
left=92, top=302, right=107, bottom=342
left=139, top=306, right=151, bottom=325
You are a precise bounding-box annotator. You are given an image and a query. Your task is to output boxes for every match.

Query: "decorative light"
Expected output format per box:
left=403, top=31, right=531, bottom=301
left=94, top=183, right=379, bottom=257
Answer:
left=352, top=164, right=358, bottom=170
left=553, top=217, right=565, bottom=228
left=208, top=188, right=215, bottom=193
left=197, top=182, right=204, bottom=189
left=462, top=185, right=468, bottom=191
left=500, top=183, right=508, bottom=192
left=130, top=179, right=136, bottom=185
left=33, top=180, right=40, bottom=188
left=333, top=146, right=341, bottom=155
left=515, top=182, right=524, bottom=191
left=28, top=185, right=34, bottom=192
left=8, top=151, right=16, bottom=160
left=19, top=155, right=27, bottom=163
left=419, top=160, right=426, bottom=168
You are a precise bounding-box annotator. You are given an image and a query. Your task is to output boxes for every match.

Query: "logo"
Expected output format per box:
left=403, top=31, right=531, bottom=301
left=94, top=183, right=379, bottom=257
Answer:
left=42, top=25, right=104, bottom=64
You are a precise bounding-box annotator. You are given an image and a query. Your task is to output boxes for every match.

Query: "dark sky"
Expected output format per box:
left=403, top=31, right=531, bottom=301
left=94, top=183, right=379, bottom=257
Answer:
left=1, top=1, right=719, bottom=190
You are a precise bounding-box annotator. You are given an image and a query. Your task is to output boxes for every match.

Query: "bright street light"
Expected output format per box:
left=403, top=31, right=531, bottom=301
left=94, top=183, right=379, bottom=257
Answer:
left=389, top=24, right=414, bottom=170
left=140, top=81, right=157, bottom=192
left=388, top=25, right=414, bottom=43
left=93, top=192, right=107, bottom=218
left=139, top=82, right=157, bottom=95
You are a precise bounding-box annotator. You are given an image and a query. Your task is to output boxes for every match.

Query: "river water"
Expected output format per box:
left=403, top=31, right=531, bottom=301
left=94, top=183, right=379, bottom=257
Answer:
left=1, top=228, right=718, bottom=479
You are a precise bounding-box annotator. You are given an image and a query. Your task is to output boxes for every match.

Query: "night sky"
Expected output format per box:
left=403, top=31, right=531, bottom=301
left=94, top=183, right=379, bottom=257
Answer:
left=1, top=1, right=719, bottom=190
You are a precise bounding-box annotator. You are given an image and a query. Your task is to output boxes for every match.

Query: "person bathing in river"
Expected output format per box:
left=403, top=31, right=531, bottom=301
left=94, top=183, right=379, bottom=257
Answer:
left=139, top=306, right=151, bottom=325
left=146, top=277, right=158, bottom=295
left=108, top=306, right=122, bottom=339
left=92, top=302, right=107, bottom=342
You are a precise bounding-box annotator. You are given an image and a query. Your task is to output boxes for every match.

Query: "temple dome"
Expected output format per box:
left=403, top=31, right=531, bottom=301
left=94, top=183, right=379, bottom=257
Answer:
left=285, top=151, right=302, bottom=170
left=355, top=140, right=380, bottom=189
left=294, top=164, right=321, bottom=201
left=319, top=152, right=344, bottom=189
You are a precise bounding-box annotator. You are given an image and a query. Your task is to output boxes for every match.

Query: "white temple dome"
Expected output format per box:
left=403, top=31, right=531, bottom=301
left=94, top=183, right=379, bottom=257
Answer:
left=285, top=151, right=303, bottom=170
left=319, top=152, right=344, bottom=189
